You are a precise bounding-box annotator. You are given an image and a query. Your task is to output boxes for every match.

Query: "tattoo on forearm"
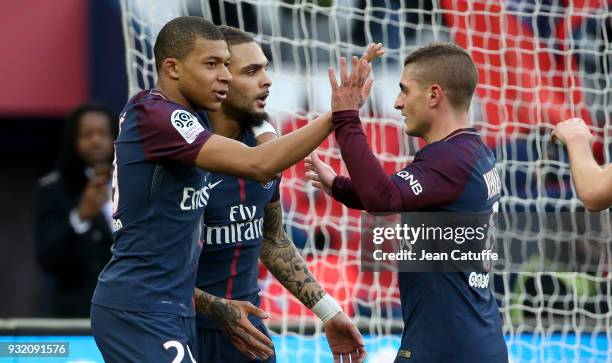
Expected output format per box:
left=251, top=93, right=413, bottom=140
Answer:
left=261, top=202, right=326, bottom=309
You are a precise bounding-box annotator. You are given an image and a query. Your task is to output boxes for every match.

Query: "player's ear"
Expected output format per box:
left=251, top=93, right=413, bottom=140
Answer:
left=162, top=58, right=180, bottom=80
left=428, top=84, right=443, bottom=108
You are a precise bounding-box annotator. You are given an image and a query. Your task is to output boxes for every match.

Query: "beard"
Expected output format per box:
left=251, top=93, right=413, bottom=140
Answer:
left=222, top=100, right=269, bottom=129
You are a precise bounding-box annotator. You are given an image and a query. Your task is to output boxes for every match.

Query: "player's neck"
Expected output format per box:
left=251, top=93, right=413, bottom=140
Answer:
left=154, top=81, right=195, bottom=112
left=207, top=110, right=242, bottom=139
left=423, top=111, right=470, bottom=144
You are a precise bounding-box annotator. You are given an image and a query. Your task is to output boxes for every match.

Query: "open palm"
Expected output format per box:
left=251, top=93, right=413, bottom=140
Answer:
left=305, top=152, right=337, bottom=196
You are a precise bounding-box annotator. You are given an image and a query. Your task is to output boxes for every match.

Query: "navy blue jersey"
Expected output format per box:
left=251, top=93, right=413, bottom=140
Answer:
left=392, top=131, right=505, bottom=363
left=331, top=110, right=507, bottom=363
left=195, top=127, right=280, bottom=329
left=92, top=90, right=215, bottom=317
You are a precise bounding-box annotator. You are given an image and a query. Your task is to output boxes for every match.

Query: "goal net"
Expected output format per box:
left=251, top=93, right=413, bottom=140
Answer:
left=120, top=0, right=611, bottom=361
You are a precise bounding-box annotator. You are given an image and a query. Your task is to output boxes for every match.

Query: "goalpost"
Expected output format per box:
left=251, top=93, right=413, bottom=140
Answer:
left=119, top=1, right=611, bottom=361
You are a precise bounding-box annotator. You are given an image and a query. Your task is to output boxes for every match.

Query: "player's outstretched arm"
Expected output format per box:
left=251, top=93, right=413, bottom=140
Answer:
left=321, top=57, right=471, bottom=212
left=194, top=288, right=274, bottom=361
left=260, top=201, right=366, bottom=363
left=326, top=57, right=407, bottom=212
left=552, top=118, right=612, bottom=211
left=194, top=43, right=383, bottom=183
left=195, top=112, right=333, bottom=182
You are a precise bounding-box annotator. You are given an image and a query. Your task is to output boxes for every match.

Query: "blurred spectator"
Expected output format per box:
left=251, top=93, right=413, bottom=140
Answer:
left=34, top=103, right=116, bottom=317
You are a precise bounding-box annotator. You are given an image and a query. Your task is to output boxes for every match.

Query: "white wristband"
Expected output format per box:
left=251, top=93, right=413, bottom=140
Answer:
left=251, top=121, right=278, bottom=137
left=311, top=294, right=342, bottom=323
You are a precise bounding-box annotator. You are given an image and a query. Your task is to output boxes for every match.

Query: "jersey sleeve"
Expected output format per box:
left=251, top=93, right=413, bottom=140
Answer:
left=389, top=144, right=471, bottom=211
left=269, top=175, right=282, bottom=203
left=332, top=110, right=471, bottom=212
left=331, top=176, right=365, bottom=210
left=137, top=103, right=213, bottom=165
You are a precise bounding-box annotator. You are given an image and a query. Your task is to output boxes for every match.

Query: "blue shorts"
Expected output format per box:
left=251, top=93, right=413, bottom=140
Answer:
left=197, top=320, right=276, bottom=363
left=91, top=304, right=198, bottom=363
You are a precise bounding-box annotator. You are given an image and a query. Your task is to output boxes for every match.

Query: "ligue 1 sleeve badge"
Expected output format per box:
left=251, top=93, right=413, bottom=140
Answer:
left=171, top=109, right=204, bottom=144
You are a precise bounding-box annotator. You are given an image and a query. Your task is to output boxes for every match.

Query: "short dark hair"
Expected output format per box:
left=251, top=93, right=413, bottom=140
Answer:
left=217, top=25, right=255, bottom=47
left=154, top=16, right=225, bottom=71
left=403, top=42, right=478, bottom=111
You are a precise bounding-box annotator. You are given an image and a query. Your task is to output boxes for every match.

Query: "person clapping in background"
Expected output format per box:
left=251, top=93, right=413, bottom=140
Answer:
left=34, top=103, right=116, bottom=317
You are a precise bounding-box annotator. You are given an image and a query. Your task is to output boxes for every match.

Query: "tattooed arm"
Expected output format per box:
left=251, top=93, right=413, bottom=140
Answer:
left=260, top=200, right=326, bottom=308
left=194, top=288, right=274, bottom=360
left=260, top=201, right=366, bottom=362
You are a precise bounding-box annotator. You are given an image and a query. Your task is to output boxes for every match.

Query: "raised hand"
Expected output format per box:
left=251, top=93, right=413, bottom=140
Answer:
left=552, top=118, right=593, bottom=146
left=304, top=152, right=336, bottom=196
left=360, top=42, right=385, bottom=63
left=324, top=312, right=367, bottom=363
left=329, top=56, right=374, bottom=112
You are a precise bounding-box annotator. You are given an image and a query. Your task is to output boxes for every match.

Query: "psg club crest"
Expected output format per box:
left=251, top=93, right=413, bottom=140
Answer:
left=262, top=180, right=274, bottom=189
left=171, top=109, right=204, bottom=144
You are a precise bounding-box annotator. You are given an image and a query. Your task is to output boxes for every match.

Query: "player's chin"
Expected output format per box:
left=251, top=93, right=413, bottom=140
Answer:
left=204, top=100, right=223, bottom=111
left=252, top=105, right=267, bottom=116
left=404, top=124, right=421, bottom=137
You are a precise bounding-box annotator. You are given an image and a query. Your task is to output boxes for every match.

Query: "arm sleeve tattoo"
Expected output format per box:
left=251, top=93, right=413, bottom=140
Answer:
left=260, top=201, right=327, bottom=309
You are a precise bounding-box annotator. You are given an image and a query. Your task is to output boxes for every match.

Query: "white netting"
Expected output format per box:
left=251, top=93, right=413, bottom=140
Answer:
left=120, top=0, right=611, bottom=361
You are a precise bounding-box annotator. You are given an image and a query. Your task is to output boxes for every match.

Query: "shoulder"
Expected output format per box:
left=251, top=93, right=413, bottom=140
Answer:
left=416, top=135, right=482, bottom=169
left=131, top=91, right=198, bottom=125
left=418, top=140, right=456, bottom=156
left=414, top=141, right=463, bottom=167
left=395, top=138, right=479, bottom=188
left=130, top=91, right=209, bottom=144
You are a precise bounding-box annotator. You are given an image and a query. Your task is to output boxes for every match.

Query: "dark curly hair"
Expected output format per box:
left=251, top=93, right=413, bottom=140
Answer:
left=59, top=102, right=117, bottom=191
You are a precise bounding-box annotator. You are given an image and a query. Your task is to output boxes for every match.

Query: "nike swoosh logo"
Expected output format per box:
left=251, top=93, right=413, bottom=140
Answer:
left=208, top=179, right=223, bottom=189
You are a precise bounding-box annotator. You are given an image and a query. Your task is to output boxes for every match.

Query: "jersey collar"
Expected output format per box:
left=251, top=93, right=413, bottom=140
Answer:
left=441, top=128, right=479, bottom=142
left=149, top=89, right=168, bottom=100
